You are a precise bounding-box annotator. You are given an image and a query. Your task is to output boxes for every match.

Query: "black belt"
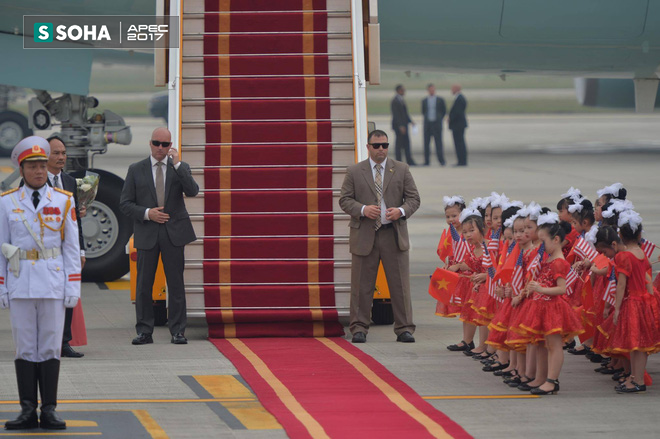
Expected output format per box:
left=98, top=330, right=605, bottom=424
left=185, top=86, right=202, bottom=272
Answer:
left=377, top=223, right=394, bottom=230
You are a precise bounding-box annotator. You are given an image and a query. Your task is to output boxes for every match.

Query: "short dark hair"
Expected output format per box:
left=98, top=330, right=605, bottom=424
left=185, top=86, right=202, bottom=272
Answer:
left=47, top=135, right=66, bottom=147
left=427, top=83, right=434, bottom=89
left=596, top=225, right=621, bottom=246
left=395, top=84, right=404, bottom=93
left=368, top=129, right=388, bottom=142
left=571, top=199, right=595, bottom=226
left=538, top=221, right=572, bottom=242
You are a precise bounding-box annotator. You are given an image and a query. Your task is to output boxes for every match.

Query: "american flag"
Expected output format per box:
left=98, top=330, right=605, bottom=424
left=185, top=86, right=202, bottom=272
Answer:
left=603, top=266, right=617, bottom=306
left=564, top=268, right=579, bottom=296
left=450, top=224, right=467, bottom=262
left=641, top=239, right=657, bottom=259
left=487, top=228, right=501, bottom=252
left=511, top=249, right=525, bottom=296
left=527, top=243, right=546, bottom=280
left=572, top=236, right=599, bottom=262
left=482, top=243, right=497, bottom=297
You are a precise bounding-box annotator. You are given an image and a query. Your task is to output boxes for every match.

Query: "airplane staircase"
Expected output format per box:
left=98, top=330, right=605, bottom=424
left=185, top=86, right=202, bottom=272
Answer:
left=178, top=0, right=370, bottom=337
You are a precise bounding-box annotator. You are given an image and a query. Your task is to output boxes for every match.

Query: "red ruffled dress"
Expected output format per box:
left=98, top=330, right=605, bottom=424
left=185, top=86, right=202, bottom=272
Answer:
left=471, top=241, right=502, bottom=324
left=511, top=258, right=585, bottom=343
left=591, top=261, right=615, bottom=352
left=596, top=252, right=660, bottom=355
left=459, top=248, right=487, bottom=326
left=502, top=246, right=540, bottom=350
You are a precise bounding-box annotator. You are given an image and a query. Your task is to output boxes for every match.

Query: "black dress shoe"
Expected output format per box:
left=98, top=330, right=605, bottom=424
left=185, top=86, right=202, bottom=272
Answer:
left=615, top=381, right=646, bottom=394
left=530, top=378, right=560, bottom=395
left=171, top=333, right=188, bottom=344
left=61, top=344, right=84, bottom=358
left=447, top=340, right=475, bottom=351
left=568, top=346, right=590, bottom=355
left=563, top=339, right=576, bottom=350
left=132, top=333, right=153, bottom=345
left=451, top=163, right=466, bottom=167
left=351, top=332, right=366, bottom=343
left=396, top=332, right=415, bottom=343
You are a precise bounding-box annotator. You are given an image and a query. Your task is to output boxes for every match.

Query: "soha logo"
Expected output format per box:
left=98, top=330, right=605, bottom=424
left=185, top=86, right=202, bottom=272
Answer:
left=34, top=23, right=111, bottom=42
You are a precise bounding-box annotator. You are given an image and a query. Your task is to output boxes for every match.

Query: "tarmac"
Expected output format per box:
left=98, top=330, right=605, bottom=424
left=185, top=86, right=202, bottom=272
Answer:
left=1, top=114, right=659, bottom=438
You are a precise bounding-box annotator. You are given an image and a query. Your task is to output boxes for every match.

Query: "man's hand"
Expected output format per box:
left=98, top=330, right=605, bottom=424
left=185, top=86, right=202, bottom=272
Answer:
left=79, top=205, right=87, bottom=218
left=385, top=208, right=402, bottom=222
left=0, top=294, right=8, bottom=309
left=148, top=207, right=170, bottom=223
left=81, top=256, right=86, bottom=269
left=363, top=205, right=381, bottom=220
left=399, top=126, right=406, bottom=135
left=167, top=147, right=180, bottom=165
left=64, top=296, right=79, bottom=308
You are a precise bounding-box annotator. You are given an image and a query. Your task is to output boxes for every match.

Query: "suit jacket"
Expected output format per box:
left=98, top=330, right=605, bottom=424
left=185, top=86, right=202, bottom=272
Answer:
left=119, top=157, right=199, bottom=249
left=421, top=96, right=446, bottom=125
left=339, top=158, right=421, bottom=256
left=391, top=95, right=412, bottom=130
left=448, top=93, right=468, bottom=130
left=19, top=172, right=84, bottom=253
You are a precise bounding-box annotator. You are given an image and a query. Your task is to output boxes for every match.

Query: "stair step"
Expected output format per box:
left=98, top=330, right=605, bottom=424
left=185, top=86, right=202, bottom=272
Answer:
left=184, top=0, right=351, bottom=13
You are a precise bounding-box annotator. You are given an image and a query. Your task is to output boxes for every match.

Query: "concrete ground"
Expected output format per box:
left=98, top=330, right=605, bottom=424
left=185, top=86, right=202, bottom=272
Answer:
left=1, top=114, right=659, bottom=438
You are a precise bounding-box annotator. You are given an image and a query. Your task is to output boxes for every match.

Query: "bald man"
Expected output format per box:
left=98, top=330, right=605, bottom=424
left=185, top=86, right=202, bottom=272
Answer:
left=120, top=128, right=199, bottom=345
left=448, top=84, right=468, bottom=167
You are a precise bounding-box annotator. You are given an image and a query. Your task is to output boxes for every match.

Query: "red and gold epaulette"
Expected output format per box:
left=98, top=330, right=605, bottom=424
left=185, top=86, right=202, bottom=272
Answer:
left=53, top=187, right=73, bottom=197
left=1, top=187, right=19, bottom=197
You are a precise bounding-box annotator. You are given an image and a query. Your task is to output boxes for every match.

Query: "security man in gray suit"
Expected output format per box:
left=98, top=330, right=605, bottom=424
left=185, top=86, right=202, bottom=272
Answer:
left=120, top=127, right=199, bottom=345
left=339, top=129, right=421, bottom=343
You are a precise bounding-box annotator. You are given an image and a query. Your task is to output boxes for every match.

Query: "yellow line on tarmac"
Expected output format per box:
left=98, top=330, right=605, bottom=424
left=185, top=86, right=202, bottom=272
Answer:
left=0, top=167, right=15, bottom=173
left=133, top=409, right=169, bottom=439
left=423, top=395, right=540, bottom=400
left=104, top=280, right=131, bottom=290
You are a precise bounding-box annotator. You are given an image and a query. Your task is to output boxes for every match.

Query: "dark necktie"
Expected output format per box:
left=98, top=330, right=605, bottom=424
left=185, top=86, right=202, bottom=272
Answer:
left=32, top=191, right=40, bottom=209
left=374, top=163, right=383, bottom=230
left=53, top=175, right=59, bottom=189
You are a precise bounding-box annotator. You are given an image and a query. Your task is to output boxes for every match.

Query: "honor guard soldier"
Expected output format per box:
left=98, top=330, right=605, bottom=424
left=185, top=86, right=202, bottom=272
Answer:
left=0, top=136, right=81, bottom=430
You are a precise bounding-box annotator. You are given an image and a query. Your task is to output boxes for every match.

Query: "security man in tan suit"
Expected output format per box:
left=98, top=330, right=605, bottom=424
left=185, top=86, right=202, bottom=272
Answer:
left=339, top=129, right=421, bottom=343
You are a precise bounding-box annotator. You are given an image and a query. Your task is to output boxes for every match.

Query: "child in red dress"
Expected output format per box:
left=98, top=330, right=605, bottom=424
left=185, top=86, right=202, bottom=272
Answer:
left=597, top=211, right=660, bottom=393
left=437, top=196, right=466, bottom=320
left=514, top=213, right=585, bottom=395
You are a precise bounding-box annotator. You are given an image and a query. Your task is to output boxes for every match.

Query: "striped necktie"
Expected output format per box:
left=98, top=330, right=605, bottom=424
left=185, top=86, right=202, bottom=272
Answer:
left=374, top=163, right=383, bottom=230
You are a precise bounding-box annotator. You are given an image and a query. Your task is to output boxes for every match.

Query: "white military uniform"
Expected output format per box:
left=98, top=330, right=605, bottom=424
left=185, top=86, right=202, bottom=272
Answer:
left=0, top=184, right=81, bottom=361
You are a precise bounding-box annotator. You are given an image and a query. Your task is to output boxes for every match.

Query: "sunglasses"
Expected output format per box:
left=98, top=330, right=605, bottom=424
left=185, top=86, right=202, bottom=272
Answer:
left=369, top=143, right=389, bottom=149
left=151, top=140, right=172, bottom=148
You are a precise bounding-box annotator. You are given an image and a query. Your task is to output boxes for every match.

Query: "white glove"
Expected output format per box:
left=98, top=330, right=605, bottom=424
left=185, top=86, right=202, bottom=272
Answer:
left=0, top=294, right=8, bottom=309
left=64, top=296, right=79, bottom=308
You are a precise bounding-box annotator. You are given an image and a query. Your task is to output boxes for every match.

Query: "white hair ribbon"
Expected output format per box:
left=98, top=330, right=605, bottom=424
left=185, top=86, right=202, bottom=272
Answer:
left=602, top=199, right=634, bottom=219
left=568, top=202, right=584, bottom=214
left=596, top=183, right=623, bottom=199
left=561, top=187, right=582, bottom=202
left=443, top=195, right=465, bottom=208
left=618, top=209, right=643, bottom=232
left=584, top=224, right=599, bottom=245
left=537, top=212, right=559, bottom=227
left=524, top=201, right=542, bottom=220
left=459, top=207, right=482, bottom=223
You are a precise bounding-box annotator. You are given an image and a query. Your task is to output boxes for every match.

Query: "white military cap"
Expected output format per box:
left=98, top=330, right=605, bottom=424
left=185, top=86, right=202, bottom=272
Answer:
left=11, top=136, right=50, bottom=167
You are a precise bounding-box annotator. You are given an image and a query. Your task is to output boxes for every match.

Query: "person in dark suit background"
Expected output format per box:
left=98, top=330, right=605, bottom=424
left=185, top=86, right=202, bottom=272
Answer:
left=339, top=129, right=421, bottom=344
left=390, top=85, right=417, bottom=166
left=421, top=83, right=446, bottom=166
left=47, top=136, right=86, bottom=358
left=120, top=127, right=199, bottom=345
left=448, top=84, right=468, bottom=167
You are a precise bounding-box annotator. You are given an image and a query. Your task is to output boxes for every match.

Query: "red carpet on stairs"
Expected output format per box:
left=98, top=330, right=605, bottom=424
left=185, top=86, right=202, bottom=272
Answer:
left=210, top=338, right=472, bottom=439
left=201, top=0, right=343, bottom=337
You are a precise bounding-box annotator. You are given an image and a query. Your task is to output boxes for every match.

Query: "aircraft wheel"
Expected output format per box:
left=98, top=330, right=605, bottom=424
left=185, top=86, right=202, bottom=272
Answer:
left=0, top=111, right=32, bottom=157
left=75, top=169, right=133, bottom=282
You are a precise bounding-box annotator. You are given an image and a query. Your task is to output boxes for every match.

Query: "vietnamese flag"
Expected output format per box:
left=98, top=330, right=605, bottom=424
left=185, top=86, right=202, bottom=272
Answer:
left=437, top=229, right=452, bottom=263
left=429, top=268, right=459, bottom=305
left=494, top=242, right=521, bottom=284
left=592, top=254, right=609, bottom=270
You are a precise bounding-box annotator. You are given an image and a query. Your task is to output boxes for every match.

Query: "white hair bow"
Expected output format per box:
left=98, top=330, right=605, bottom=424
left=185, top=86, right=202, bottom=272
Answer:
left=618, top=209, right=643, bottom=232
left=524, top=201, right=542, bottom=220
left=468, top=197, right=484, bottom=210
left=490, top=192, right=510, bottom=209
left=602, top=199, right=634, bottom=219
left=561, top=187, right=582, bottom=203
left=459, top=207, right=482, bottom=223
left=443, top=195, right=465, bottom=208
left=537, top=212, right=559, bottom=227
left=584, top=224, right=599, bottom=245
left=597, top=183, right=623, bottom=199
left=568, top=202, right=584, bottom=214
left=508, top=200, right=524, bottom=209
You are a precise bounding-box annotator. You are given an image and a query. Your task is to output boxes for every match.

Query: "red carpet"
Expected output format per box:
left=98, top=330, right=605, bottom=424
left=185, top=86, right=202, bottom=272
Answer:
left=211, top=337, right=472, bottom=438
left=201, top=0, right=342, bottom=336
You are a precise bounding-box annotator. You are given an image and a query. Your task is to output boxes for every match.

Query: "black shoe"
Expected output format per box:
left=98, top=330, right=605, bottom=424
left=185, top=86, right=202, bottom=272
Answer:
left=171, top=333, right=188, bottom=344
left=351, top=332, right=366, bottom=343
left=38, top=359, right=66, bottom=430
left=61, top=344, right=84, bottom=358
left=517, top=377, right=537, bottom=391
left=601, top=367, right=623, bottom=375
left=568, top=346, right=590, bottom=355
left=132, top=333, right=153, bottom=345
left=615, top=381, right=646, bottom=394
left=396, top=332, right=415, bottom=343
left=530, top=378, right=560, bottom=395
left=612, top=371, right=631, bottom=382
left=5, top=360, right=39, bottom=430
left=447, top=340, right=474, bottom=352
left=506, top=377, right=522, bottom=387
left=563, top=339, right=576, bottom=350
left=473, top=351, right=495, bottom=361
left=451, top=163, right=466, bottom=167
left=589, top=354, right=604, bottom=363
left=463, top=348, right=482, bottom=357
left=483, top=361, right=509, bottom=372
left=495, top=369, right=517, bottom=378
